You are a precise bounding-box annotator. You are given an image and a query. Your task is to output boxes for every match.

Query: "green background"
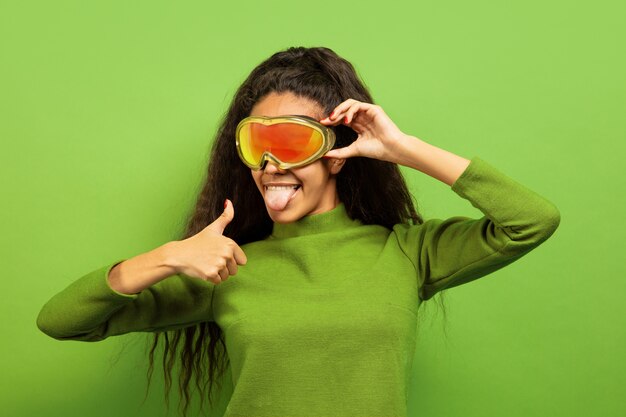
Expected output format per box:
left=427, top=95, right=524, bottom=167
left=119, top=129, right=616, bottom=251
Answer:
left=1, top=0, right=624, bottom=416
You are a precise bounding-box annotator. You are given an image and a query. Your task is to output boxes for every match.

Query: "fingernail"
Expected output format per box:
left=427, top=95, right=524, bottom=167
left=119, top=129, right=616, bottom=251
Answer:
left=224, top=199, right=228, bottom=209
left=344, top=116, right=348, bottom=123
left=329, top=111, right=335, bottom=118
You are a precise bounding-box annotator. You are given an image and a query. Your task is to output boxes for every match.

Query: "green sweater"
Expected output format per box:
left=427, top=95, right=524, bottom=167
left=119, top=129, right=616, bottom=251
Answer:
left=37, top=157, right=560, bottom=417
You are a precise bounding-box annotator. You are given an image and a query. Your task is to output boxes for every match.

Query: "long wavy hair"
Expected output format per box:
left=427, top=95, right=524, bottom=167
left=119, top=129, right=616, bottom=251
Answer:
left=143, top=45, right=448, bottom=417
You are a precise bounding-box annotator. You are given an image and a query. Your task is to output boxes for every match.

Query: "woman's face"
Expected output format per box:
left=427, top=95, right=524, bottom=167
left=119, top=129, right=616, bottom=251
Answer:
left=248, top=91, right=346, bottom=224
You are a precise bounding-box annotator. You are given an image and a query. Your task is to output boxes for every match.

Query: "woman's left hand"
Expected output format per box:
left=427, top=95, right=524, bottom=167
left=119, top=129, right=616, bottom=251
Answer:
left=319, top=99, right=409, bottom=161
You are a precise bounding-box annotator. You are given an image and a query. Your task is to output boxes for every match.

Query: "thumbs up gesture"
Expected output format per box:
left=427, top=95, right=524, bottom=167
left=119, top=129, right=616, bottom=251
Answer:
left=167, top=199, right=248, bottom=285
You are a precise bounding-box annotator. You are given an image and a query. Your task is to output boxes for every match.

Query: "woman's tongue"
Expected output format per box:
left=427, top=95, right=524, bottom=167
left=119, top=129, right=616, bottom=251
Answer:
left=265, top=186, right=299, bottom=211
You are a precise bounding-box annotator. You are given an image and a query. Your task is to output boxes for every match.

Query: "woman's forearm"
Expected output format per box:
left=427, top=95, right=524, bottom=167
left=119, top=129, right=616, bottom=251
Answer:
left=387, top=134, right=471, bottom=186
left=108, top=242, right=178, bottom=294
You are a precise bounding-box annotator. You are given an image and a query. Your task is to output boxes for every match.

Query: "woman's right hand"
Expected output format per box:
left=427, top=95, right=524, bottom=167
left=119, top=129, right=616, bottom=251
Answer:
left=165, top=199, right=247, bottom=285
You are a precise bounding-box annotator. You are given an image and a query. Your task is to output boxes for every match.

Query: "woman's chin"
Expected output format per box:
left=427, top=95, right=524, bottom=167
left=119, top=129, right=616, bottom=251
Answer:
left=267, top=202, right=304, bottom=224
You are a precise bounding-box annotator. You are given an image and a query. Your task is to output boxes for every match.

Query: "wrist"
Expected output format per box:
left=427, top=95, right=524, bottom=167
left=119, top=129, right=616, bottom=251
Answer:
left=158, top=241, right=182, bottom=275
left=386, top=134, right=426, bottom=166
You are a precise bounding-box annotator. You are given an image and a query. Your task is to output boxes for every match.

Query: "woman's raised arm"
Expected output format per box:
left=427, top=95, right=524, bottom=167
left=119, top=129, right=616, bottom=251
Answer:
left=393, top=152, right=560, bottom=300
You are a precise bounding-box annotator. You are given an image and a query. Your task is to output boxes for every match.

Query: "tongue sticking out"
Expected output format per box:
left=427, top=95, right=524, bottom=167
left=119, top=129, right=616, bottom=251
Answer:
left=265, top=186, right=300, bottom=211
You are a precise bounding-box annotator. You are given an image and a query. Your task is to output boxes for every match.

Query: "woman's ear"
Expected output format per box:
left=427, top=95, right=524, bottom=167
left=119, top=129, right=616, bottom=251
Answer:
left=327, top=157, right=346, bottom=175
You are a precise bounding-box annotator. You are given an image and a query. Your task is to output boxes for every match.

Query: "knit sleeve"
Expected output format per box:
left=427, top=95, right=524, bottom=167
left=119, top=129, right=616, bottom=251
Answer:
left=36, top=259, right=215, bottom=341
left=392, top=157, right=561, bottom=301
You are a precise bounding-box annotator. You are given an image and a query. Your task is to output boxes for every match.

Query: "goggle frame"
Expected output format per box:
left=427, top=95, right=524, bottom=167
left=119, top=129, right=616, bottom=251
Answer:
left=235, top=114, right=337, bottom=171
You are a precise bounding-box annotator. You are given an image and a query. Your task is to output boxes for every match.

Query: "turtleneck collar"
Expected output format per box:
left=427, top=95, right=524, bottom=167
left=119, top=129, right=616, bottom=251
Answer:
left=270, top=202, right=363, bottom=239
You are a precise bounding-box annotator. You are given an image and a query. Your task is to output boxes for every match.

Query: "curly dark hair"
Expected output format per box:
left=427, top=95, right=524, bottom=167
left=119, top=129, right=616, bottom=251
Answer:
left=143, top=45, right=448, bottom=417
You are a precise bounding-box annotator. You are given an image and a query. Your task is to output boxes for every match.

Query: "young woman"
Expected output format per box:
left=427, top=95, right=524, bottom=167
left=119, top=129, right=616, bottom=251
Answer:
left=37, top=46, right=560, bottom=417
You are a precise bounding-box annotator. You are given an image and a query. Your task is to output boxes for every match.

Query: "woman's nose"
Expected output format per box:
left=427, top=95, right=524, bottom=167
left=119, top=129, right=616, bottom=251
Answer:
left=263, top=161, right=286, bottom=173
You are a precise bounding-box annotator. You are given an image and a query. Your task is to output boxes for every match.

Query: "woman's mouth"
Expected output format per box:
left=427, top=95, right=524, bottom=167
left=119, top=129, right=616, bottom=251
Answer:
left=264, top=185, right=301, bottom=191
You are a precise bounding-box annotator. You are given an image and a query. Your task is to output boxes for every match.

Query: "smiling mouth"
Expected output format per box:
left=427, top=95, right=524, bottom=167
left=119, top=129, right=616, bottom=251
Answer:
left=264, top=185, right=302, bottom=191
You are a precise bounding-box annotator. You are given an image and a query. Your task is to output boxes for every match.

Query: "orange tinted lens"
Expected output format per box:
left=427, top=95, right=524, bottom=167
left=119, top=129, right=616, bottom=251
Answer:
left=239, top=122, right=324, bottom=166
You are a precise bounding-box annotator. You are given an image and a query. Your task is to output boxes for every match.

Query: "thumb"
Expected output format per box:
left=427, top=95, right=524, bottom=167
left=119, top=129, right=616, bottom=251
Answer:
left=324, top=146, right=353, bottom=159
left=206, top=198, right=234, bottom=235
